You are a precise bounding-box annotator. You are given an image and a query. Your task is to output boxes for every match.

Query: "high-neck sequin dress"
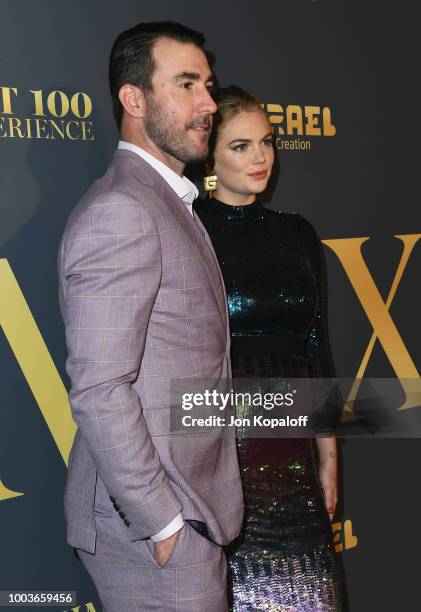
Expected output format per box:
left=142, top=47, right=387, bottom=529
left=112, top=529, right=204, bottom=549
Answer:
left=195, top=197, right=342, bottom=612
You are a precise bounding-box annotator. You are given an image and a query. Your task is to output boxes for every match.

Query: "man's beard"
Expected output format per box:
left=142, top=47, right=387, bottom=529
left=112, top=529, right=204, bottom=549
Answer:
left=143, top=93, right=210, bottom=164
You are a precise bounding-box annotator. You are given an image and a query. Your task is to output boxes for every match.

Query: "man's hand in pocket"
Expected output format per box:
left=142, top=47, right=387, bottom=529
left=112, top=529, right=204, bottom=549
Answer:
left=154, top=528, right=182, bottom=567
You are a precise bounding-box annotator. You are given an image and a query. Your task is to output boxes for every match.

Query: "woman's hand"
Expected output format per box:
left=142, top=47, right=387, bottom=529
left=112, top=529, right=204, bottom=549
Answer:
left=316, top=437, right=338, bottom=521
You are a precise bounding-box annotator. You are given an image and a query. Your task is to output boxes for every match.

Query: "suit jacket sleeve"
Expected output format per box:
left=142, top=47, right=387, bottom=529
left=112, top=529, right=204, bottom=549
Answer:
left=60, top=191, right=182, bottom=540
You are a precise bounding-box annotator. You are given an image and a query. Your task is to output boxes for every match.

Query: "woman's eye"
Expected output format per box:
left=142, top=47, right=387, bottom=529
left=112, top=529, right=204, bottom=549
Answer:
left=233, top=144, right=247, bottom=152
left=263, top=137, right=274, bottom=147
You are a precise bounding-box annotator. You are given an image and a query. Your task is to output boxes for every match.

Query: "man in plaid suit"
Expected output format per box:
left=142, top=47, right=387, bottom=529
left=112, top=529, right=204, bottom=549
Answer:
left=58, top=21, right=243, bottom=611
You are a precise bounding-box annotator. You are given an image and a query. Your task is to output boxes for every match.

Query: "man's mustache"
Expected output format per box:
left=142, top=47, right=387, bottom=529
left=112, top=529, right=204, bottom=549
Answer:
left=186, top=116, right=212, bottom=130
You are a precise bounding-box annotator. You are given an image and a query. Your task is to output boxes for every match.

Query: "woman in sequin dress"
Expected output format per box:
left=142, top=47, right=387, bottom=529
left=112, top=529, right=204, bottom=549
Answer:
left=195, top=86, right=342, bottom=611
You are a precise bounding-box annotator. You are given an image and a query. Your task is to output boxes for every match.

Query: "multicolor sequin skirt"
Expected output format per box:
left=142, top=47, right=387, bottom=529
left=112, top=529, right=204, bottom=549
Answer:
left=228, top=343, right=342, bottom=611
left=227, top=438, right=341, bottom=611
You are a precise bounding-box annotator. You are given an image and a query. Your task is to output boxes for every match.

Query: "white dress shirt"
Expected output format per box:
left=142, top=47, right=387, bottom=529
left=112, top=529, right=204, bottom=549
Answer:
left=118, top=140, right=197, bottom=541
left=118, top=140, right=198, bottom=215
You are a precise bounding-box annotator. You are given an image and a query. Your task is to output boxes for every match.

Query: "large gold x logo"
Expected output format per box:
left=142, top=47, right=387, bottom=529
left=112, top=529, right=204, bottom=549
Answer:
left=0, top=259, right=75, bottom=468
left=323, top=235, right=421, bottom=416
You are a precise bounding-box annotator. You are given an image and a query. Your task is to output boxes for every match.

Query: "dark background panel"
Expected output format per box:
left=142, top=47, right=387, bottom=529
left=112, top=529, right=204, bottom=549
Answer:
left=1, top=1, right=419, bottom=610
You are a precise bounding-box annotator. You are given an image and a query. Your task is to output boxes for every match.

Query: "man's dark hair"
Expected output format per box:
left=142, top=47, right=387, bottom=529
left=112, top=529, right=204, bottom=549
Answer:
left=109, top=21, right=206, bottom=128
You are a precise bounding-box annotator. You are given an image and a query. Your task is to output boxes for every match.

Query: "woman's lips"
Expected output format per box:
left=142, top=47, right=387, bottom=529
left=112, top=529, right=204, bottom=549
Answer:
left=247, top=170, right=267, bottom=180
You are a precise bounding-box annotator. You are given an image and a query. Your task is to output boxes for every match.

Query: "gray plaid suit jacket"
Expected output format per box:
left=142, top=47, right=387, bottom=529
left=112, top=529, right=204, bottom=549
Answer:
left=58, top=149, right=243, bottom=554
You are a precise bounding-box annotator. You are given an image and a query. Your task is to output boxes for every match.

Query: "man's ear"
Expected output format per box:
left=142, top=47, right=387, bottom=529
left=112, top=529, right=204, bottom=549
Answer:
left=118, top=84, right=146, bottom=119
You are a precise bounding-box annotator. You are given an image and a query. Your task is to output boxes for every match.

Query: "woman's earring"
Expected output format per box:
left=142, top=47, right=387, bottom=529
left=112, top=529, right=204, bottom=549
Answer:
left=204, top=173, right=217, bottom=198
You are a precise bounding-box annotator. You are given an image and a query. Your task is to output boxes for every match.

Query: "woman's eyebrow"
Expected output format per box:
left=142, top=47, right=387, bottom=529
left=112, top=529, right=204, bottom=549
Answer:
left=228, top=138, right=251, bottom=145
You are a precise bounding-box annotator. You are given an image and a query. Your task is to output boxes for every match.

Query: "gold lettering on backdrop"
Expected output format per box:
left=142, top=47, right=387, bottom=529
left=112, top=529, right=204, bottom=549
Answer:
left=343, top=519, right=358, bottom=549
left=0, top=479, right=24, bottom=501
left=263, top=103, right=336, bottom=151
left=323, top=235, right=421, bottom=415
left=0, top=260, right=76, bottom=468
left=0, top=87, right=18, bottom=114
left=286, top=105, right=304, bottom=135
left=47, top=90, right=70, bottom=118
left=71, top=92, right=93, bottom=119
left=30, top=90, right=47, bottom=116
left=265, top=104, right=336, bottom=137
left=24, top=118, right=33, bottom=138
left=304, top=106, right=321, bottom=136
left=0, top=86, right=95, bottom=141
left=35, top=118, right=51, bottom=139
left=332, top=519, right=358, bottom=552
left=275, top=139, right=311, bottom=151
left=63, top=603, right=96, bottom=612
left=50, top=120, right=65, bottom=139
left=266, top=103, right=284, bottom=133
left=81, top=121, right=94, bottom=141
left=7, top=117, right=23, bottom=138
left=322, top=106, right=336, bottom=136
left=66, top=121, right=80, bottom=140
left=0, top=117, right=94, bottom=140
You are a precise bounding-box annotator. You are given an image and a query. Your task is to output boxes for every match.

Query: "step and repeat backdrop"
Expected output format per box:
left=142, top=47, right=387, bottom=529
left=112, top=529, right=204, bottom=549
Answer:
left=1, top=1, right=420, bottom=610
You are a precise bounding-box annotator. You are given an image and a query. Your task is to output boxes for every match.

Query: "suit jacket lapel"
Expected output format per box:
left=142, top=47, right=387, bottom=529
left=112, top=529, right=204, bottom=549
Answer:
left=113, top=150, right=227, bottom=330
left=159, top=179, right=228, bottom=328
left=193, top=209, right=229, bottom=315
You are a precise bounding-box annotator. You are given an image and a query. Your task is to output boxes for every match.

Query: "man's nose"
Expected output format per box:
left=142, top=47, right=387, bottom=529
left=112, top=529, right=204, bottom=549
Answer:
left=198, top=87, right=217, bottom=115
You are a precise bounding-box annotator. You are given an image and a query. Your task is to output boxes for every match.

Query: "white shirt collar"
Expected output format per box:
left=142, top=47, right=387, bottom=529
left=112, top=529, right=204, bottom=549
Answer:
left=118, top=141, right=198, bottom=209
